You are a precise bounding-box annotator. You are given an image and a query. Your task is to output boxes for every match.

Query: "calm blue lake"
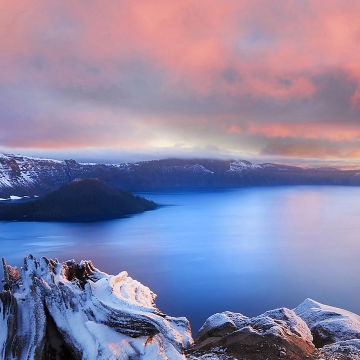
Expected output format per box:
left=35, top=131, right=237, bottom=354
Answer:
left=1, top=186, right=360, bottom=332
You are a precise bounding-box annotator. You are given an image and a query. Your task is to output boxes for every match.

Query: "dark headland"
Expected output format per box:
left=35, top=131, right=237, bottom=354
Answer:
left=0, top=178, right=157, bottom=222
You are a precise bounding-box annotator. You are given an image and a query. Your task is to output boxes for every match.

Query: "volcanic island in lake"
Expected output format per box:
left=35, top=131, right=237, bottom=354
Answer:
left=0, top=178, right=157, bottom=222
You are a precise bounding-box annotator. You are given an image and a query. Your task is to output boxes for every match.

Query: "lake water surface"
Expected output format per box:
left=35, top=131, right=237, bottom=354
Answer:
left=1, top=185, right=360, bottom=332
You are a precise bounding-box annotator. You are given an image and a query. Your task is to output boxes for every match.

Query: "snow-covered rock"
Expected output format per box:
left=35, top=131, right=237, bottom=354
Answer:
left=191, top=307, right=315, bottom=359
left=294, top=298, right=360, bottom=347
left=195, top=311, right=248, bottom=343
left=190, top=299, right=360, bottom=359
left=0, top=255, right=192, bottom=360
left=316, top=339, right=360, bottom=359
left=3, top=254, right=360, bottom=360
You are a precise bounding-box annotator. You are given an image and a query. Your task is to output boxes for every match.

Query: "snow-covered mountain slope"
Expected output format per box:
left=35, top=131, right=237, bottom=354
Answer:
left=0, top=154, right=128, bottom=198
left=0, top=255, right=192, bottom=360
left=1, top=153, right=360, bottom=197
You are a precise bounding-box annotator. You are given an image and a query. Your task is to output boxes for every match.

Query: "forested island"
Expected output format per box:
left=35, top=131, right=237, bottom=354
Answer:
left=0, top=178, right=157, bottom=222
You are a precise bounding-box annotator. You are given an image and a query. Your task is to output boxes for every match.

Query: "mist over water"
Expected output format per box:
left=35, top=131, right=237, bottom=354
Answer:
left=1, top=186, right=360, bottom=332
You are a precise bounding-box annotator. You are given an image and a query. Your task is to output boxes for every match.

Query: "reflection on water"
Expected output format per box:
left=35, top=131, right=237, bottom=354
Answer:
left=1, top=186, right=360, bottom=332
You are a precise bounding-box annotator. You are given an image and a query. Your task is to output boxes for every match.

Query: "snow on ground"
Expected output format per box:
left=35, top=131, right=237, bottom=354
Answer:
left=229, top=160, right=263, bottom=172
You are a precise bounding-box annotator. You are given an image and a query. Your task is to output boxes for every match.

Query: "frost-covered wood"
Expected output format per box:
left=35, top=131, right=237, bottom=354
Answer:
left=0, top=255, right=193, bottom=360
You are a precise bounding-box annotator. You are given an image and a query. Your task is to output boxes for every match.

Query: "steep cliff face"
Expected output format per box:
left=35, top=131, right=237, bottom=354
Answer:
left=0, top=154, right=133, bottom=198
left=1, top=153, right=360, bottom=198
left=0, top=256, right=192, bottom=360
left=0, top=154, right=73, bottom=197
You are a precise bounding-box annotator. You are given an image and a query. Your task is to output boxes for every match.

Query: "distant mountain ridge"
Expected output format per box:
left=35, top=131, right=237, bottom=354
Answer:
left=1, top=153, right=360, bottom=197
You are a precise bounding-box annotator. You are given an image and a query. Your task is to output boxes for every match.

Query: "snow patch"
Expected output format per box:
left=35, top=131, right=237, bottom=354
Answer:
left=229, top=160, right=263, bottom=172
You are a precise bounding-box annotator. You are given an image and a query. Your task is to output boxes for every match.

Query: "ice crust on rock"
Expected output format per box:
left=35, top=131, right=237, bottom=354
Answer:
left=294, top=298, right=360, bottom=347
left=0, top=255, right=192, bottom=360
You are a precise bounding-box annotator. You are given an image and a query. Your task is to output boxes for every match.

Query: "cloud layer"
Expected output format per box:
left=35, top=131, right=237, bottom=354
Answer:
left=2, top=0, right=360, bottom=163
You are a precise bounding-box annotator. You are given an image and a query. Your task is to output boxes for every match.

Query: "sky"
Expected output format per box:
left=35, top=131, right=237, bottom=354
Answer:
left=1, top=0, right=360, bottom=167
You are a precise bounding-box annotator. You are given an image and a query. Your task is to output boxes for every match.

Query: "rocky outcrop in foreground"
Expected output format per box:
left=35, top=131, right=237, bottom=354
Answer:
left=187, top=299, right=360, bottom=360
left=2, top=256, right=360, bottom=360
left=0, top=256, right=192, bottom=359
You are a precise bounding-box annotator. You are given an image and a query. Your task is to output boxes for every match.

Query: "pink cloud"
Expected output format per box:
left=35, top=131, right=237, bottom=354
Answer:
left=2, top=0, right=360, bottom=160
left=226, top=124, right=243, bottom=135
left=2, top=0, right=360, bottom=97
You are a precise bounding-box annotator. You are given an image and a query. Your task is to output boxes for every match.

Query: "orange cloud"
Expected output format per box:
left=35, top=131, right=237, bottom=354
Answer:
left=261, top=142, right=341, bottom=159
left=344, top=150, right=360, bottom=159
left=261, top=142, right=360, bottom=160
left=247, top=123, right=360, bottom=142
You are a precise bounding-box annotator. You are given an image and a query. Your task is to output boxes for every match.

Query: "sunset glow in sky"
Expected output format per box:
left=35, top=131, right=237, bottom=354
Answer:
left=2, top=0, right=360, bottom=165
